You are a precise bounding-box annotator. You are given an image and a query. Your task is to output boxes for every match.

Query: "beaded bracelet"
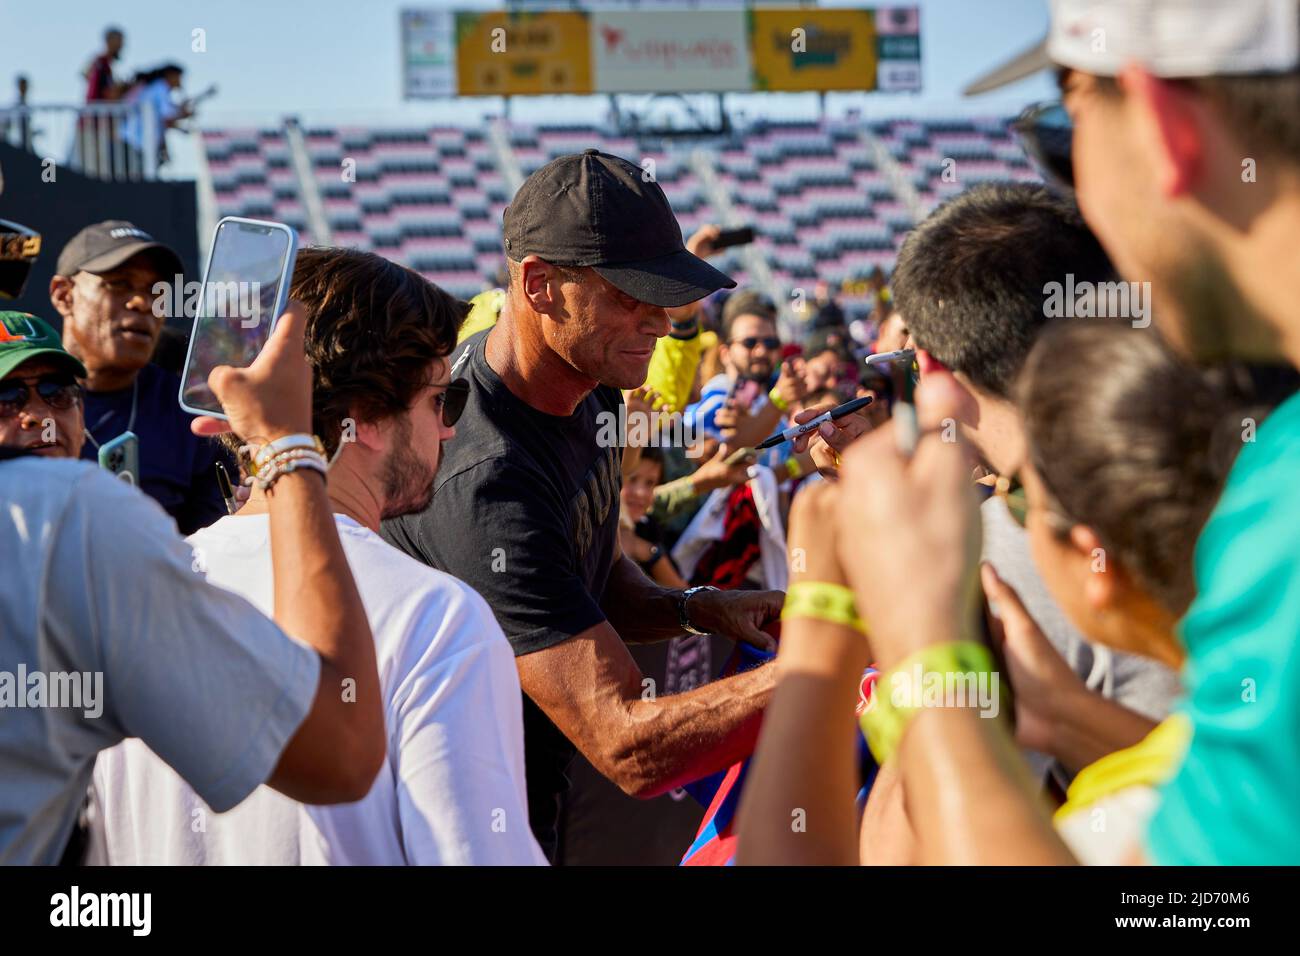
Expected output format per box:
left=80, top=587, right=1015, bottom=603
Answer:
left=251, top=433, right=326, bottom=476
left=254, top=449, right=329, bottom=491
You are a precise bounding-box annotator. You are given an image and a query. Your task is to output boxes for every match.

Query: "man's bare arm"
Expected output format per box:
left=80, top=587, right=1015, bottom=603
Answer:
left=603, top=551, right=781, bottom=652
left=602, top=553, right=684, bottom=644
left=516, top=621, right=773, bottom=798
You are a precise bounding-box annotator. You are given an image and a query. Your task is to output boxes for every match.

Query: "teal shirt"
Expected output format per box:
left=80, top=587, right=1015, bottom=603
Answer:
left=1147, top=392, right=1300, bottom=865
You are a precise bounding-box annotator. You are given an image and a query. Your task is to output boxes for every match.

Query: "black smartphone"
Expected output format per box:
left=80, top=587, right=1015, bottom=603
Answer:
left=713, top=226, right=755, bottom=250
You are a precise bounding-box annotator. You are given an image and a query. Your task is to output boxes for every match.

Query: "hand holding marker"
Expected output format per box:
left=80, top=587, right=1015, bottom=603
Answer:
left=756, top=395, right=875, bottom=450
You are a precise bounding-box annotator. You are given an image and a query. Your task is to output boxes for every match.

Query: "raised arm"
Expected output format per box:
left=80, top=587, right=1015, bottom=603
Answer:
left=191, top=303, right=385, bottom=802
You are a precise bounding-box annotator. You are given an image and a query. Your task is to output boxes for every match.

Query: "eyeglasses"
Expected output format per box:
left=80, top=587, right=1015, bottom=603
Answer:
left=995, top=472, right=1074, bottom=535
left=732, top=336, right=781, bottom=351
left=433, top=378, right=469, bottom=427
left=0, top=374, right=83, bottom=419
left=994, top=474, right=1029, bottom=528
left=1013, top=101, right=1074, bottom=192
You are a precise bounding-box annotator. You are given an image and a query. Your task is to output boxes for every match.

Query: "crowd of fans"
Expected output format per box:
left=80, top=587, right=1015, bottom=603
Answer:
left=2, top=0, right=1299, bottom=866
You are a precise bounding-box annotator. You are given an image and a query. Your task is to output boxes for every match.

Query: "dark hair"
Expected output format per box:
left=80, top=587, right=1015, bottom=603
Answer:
left=132, top=63, right=184, bottom=86
left=1018, top=322, right=1242, bottom=617
left=858, top=365, right=894, bottom=403
left=892, top=182, right=1115, bottom=398
left=1095, top=72, right=1300, bottom=167
left=803, top=327, right=853, bottom=364
left=802, top=387, right=839, bottom=408
left=227, top=247, right=468, bottom=462
left=505, top=257, right=585, bottom=293
left=634, top=445, right=666, bottom=480
left=720, top=289, right=778, bottom=342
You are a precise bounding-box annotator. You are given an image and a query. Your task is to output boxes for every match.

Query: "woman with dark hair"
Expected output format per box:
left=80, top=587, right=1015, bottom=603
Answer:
left=739, top=320, right=1272, bottom=865
left=995, top=321, right=1248, bottom=863
left=120, top=63, right=190, bottom=172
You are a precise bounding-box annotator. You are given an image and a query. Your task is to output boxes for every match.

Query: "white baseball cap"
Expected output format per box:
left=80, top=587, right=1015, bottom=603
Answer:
left=964, top=0, right=1300, bottom=95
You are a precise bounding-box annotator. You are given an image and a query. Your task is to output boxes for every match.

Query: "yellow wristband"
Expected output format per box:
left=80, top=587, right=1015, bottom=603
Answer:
left=780, top=581, right=865, bottom=635
left=859, top=640, right=999, bottom=765
left=768, top=386, right=790, bottom=413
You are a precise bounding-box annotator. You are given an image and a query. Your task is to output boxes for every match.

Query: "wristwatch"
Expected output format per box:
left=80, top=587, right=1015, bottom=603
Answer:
left=677, top=585, right=719, bottom=636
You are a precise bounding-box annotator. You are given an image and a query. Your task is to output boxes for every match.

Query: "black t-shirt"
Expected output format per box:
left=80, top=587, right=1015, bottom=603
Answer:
left=381, top=329, right=623, bottom=859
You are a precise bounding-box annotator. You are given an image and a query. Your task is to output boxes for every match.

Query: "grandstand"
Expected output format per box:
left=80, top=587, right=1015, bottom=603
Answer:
left=199, top=115, right=1040, bottom=322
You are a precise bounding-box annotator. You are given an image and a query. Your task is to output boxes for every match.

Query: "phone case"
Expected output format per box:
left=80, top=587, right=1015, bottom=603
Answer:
left=177, top=217, right=299, bottom=420
left=97, top=431, right=140, bottom=487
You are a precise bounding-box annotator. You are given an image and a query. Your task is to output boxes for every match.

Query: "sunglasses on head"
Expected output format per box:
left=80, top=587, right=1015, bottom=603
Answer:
left=434, top=378, right=469, bottom=427
left=0, top=374, right=82, bottom=419
left=732, top=336, right=781, bottom=351
left=1013, top=101, right=1074, bottom=192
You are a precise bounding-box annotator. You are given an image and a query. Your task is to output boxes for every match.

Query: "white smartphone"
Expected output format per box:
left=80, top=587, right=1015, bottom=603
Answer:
left=178, top=217, right=298, bottom=419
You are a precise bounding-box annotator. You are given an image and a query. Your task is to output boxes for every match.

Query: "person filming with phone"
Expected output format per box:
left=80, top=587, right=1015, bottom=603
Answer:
left=684, top=290, right=807, bottom=455
left=1, top=295, right=387, bottom=864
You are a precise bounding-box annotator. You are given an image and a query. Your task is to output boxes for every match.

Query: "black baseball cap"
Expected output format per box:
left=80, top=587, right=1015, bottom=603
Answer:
left=502, top=149, right=735, bottom=308
left=56, top=220, right=183, bottom=278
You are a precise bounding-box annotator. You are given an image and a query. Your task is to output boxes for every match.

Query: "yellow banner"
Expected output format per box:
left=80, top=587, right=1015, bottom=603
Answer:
left=455, top=11, right=593, bottom=96
left=750, top=9, right=878, bottom=93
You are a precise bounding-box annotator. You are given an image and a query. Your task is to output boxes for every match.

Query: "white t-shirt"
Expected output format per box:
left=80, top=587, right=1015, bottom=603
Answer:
left=93, top=512, right=546, bottom=865
left=0, top=458, right=319, bottom=865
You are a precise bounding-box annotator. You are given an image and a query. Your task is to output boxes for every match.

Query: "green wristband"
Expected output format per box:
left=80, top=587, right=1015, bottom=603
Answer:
left=859, top=640, right=998, bottom=764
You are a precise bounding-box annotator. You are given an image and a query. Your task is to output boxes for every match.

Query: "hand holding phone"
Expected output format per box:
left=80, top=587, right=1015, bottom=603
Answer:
left=713, top=226, right=755, bottom=250
left=189, top=301, right=314, bottom=444
left=179, top=217, right=299, bottom=420
left=728, top=378, right=762, bottom=412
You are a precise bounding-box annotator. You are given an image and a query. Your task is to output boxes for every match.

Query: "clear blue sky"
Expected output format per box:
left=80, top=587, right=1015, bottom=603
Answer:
left=3, top=0, right=1055, bottom=123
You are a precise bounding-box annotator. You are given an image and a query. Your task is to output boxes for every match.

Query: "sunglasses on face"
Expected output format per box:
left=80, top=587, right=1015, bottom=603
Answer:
left=995, top=474, right=1030, bottom=528
left=433, top=378, right=469, bottom=427
left=732, top=336, right=781, bottom=351
left=1013, top=101, right=1074, bottom=192
left=0, top=375, right=83, bottom=419
left=996, top=472, right=1075, bottom=535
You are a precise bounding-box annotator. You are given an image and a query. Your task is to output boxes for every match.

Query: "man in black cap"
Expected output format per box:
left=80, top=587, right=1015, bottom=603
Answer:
left=382, top=150, right=783, bottom=861
left=49, top=220, right=229, bottom=534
